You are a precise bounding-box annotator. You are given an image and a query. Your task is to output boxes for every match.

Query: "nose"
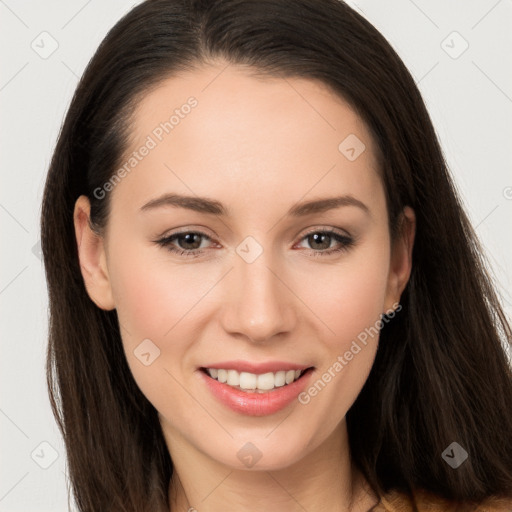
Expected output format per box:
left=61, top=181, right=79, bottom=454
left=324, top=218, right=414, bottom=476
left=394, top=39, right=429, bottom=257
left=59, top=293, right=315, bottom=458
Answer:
left=220, top=247, right=297, bottom=344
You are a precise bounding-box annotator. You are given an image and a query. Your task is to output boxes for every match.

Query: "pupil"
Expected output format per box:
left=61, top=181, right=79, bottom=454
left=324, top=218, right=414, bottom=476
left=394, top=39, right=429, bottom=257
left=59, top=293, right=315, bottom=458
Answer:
left=310, top=233, right=330, bottom=250
left=181, top=233, right=201, bottom=249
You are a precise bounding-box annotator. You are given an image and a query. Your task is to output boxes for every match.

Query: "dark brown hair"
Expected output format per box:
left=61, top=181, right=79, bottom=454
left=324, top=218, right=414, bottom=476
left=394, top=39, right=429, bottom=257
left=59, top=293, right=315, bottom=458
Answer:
left=41, top=0, right=512, bottom=510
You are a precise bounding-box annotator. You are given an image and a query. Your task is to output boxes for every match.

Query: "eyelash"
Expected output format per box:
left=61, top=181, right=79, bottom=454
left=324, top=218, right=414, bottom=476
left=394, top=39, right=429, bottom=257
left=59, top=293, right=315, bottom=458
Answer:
left=154, top=228, right=355, bottom=259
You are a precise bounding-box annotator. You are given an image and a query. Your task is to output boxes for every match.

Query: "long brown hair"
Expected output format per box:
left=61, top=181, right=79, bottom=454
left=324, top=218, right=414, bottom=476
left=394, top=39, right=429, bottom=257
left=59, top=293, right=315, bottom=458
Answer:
left=41, top=0, right=512, bottom=510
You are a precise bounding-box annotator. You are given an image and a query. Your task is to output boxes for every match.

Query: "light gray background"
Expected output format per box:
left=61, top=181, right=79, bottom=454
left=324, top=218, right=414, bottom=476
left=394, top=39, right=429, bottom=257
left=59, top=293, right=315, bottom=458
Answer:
left=1, top=1, right=511, bottom=510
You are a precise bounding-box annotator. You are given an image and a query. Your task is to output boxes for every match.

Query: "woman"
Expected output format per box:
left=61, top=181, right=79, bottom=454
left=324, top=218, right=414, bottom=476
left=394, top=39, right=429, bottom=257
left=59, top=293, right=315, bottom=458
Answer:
left=41, top=0, right=512, bottom=510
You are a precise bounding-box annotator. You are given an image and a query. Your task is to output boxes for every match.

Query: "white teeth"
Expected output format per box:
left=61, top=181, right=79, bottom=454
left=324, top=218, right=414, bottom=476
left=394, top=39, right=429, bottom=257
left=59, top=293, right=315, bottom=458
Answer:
left=206, top=367, right=306, bottom=391
left=274, top=371, right=286, bottom=387
left=227, top=369, right=240, bottom=386
left=239, top=372, right=257, bottom=389
left=257, top=372, right=275, bottom=390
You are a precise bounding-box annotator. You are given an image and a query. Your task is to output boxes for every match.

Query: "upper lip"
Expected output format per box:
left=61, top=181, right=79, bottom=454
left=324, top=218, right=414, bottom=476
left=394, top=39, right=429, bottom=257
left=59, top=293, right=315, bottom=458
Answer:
left=200, top=360, right=313, bottom=374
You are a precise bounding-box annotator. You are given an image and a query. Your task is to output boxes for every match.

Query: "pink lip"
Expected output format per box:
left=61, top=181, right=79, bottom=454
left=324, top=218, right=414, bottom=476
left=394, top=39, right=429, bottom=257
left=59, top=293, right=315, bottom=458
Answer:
left=198, top=366, right=314, bottom=416
left=201, top=360, right=311, bottom=374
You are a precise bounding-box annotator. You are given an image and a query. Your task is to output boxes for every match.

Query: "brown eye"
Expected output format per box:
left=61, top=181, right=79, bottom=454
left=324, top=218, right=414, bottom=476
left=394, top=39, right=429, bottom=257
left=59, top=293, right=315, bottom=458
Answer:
left=297, top=229, right=355, bottom=257
left=172, top=232, right=204, bottom=250
left=155, top=231, right=212, bottom=257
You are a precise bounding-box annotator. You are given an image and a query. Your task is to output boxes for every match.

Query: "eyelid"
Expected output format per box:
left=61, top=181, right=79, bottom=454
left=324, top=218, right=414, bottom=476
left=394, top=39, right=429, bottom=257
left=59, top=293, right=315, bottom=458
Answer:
left=298, top=225, right=352, bottom=240
left=154, top=224, right=356, bottom=259
left=154, top=225, right=352, bottom=246
left=293, top=226, right=356, bottom=254
left=156, top=225, right=217, bottom=240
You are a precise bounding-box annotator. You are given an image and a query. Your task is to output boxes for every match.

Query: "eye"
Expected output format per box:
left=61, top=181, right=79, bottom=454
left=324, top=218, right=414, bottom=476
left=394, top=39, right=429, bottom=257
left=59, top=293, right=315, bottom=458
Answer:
left=295, top=228, right=355, bottom=257
left=154, top=227, right=355, bottom=258
left=154, top=230, right=214, bottom=258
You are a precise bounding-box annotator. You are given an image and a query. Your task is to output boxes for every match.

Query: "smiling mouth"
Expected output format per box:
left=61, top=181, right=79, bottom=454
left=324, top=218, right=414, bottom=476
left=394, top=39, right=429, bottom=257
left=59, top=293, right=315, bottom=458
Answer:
left=200, top=367, right=315, bottom=393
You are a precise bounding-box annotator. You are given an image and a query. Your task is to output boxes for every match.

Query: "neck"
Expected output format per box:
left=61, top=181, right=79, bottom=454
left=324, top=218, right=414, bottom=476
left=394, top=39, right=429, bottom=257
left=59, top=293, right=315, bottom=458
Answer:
left=164, top=419, right=378, bottom=512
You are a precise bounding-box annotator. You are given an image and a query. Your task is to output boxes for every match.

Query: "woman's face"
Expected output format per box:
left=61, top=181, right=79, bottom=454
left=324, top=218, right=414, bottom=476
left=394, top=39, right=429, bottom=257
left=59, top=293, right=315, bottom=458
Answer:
left=75, top=61, right=414, bottom=471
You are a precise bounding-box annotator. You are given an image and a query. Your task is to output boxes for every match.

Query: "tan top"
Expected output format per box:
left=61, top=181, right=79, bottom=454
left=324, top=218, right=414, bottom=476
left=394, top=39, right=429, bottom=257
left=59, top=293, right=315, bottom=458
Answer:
left=372, top=488, right=512, bottom=511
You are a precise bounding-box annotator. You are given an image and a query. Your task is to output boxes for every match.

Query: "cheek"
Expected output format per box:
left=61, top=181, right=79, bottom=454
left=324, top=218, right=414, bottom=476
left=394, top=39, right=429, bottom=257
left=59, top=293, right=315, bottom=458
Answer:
left=295, top=240, right=389, bottom=421
left=105, top=237, right=196, bottom=379
left=106, top=233, right=235, bottom=397
left=108, top=235, right=203, bottom=342
left=304, top=238, right=390, bottom=350
left=107, top=243, right=203, bottom=412
left=110, top=261, right=173, bottom=342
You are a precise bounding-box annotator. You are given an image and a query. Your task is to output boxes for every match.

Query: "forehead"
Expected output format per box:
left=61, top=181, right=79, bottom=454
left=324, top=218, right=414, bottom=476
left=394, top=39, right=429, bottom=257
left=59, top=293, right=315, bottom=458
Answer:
left=130, top=62, right=375, bottom=152
left=114, top=62, right=383, bottom=214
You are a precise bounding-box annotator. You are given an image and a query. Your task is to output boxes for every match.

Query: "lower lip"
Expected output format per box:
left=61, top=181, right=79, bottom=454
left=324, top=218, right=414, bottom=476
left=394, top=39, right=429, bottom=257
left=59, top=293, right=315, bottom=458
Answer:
left=199, top=368, right=314, bottom=416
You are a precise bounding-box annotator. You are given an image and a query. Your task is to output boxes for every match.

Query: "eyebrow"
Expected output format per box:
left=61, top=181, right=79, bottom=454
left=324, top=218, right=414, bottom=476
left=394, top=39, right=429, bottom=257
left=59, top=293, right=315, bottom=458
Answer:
left=139, top=193, right=370, bottom=217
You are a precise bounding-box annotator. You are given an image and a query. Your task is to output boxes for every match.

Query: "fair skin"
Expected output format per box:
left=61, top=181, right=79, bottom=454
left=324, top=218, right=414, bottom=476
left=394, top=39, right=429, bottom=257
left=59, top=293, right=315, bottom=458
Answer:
left=73, top=61, right=415, bottom=511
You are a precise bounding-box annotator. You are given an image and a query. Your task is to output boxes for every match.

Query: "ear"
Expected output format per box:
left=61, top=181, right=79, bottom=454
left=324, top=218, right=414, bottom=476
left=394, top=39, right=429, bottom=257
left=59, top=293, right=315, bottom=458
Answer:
left=384, top=206, right=416, bottom=312
left=73, top=195, right=115, bottom=310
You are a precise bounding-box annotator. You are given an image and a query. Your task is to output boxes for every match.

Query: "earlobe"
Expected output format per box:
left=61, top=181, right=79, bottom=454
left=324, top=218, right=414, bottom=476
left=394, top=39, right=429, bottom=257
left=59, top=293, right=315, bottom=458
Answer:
left=73, top=195, right=116, bottom=311
left=384, top=206, right=416, bottom=312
